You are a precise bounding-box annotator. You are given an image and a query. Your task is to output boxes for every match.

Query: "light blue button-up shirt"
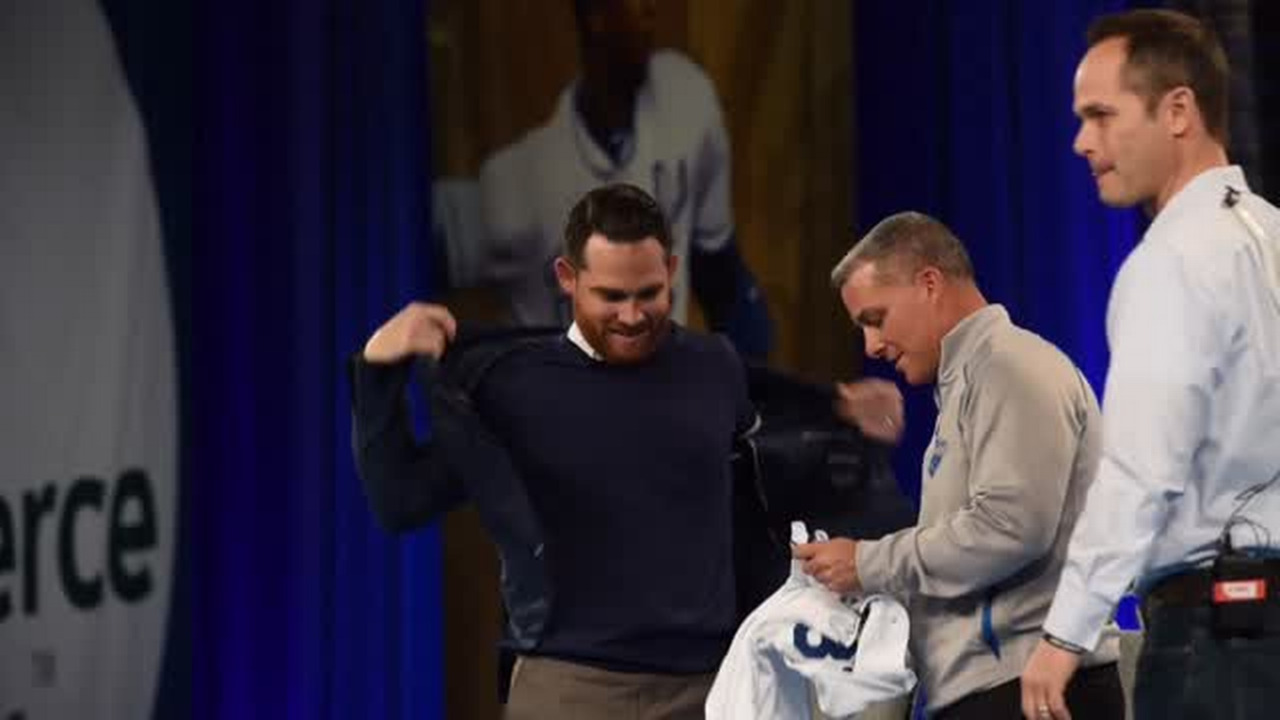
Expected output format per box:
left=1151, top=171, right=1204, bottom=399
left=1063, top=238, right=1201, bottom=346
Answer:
left=1045, top=166, right=1280, bottom=649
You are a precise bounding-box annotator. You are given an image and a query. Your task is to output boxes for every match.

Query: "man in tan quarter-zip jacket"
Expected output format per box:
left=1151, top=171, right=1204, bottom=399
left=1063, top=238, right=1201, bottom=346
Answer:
left=793, top=212, right=1123, bottom=720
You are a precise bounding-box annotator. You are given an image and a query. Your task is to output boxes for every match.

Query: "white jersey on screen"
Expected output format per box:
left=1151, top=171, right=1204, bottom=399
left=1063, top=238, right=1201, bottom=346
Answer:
left=434, top=49, right=733, bottom=325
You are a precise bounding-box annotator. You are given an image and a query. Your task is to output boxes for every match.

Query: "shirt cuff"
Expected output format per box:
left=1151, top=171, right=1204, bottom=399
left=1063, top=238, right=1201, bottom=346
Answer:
left=1042, top=578, right=1115, bottom=651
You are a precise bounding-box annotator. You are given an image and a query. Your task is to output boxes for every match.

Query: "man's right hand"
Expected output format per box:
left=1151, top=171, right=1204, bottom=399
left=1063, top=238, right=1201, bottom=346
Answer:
left=362, top=302, right=458, bottom=363
left=833, top=378, right=904, bottom=445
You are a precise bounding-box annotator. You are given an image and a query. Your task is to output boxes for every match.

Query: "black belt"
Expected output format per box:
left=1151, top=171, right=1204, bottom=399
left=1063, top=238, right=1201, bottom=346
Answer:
left=1146, top=559, right=1280, bottom=608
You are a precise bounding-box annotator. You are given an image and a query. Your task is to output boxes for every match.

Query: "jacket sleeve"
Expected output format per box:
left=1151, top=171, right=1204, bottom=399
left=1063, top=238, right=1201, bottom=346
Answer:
left=857, top=350, right=1085, bottom=598
left=348, top=353, right=465, bottom=532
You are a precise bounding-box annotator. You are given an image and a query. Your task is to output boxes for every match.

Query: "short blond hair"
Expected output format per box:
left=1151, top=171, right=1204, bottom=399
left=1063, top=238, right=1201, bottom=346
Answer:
left=831, top=212, right=975, bottom=289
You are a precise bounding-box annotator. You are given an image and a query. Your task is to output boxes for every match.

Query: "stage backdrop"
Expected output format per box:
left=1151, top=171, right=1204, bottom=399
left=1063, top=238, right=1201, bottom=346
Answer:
left=187, top=0, right=445, bottom=717
left=1, top=1, right=177, bottom=717
left=7, top=0, right=445, bottom=717
left=854, top=0, right=1149, bottom=501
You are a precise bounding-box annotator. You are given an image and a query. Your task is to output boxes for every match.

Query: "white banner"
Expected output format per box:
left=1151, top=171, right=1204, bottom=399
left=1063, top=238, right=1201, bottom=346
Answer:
left=0, top=1, right=177, bottom=718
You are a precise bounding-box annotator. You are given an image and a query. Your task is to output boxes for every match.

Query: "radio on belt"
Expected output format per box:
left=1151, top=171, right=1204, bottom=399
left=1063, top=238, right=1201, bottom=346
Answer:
left=1211, top=536, right=1269, bottom=638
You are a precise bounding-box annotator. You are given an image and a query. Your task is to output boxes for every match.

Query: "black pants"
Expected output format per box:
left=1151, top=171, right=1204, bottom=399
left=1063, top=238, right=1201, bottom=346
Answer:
left=1134, top=602, right=1280, bottom=720
left=932, top=662, right=1124, bottom=720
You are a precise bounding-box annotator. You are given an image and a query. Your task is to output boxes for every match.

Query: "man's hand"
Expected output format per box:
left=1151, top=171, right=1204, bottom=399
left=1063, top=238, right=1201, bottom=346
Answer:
left=792, top=538, right=862, bottom=594
left=1020, top=639, right=1081, bottom=720
left=362, top=302, right=458, bottom=364
left=834, top=378, right=904, bottom=445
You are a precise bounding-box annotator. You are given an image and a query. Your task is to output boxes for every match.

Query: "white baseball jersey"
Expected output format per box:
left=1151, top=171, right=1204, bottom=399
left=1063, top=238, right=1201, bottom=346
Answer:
left=706, top=524, right=916, bottom=719
left=434, top=49, right=734, bottom=325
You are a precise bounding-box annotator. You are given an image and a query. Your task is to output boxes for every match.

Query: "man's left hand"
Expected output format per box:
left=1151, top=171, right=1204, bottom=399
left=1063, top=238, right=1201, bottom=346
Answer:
left=792, top=538, right=861, bottom=594
left=1020, top=639, right=1081, bottom=720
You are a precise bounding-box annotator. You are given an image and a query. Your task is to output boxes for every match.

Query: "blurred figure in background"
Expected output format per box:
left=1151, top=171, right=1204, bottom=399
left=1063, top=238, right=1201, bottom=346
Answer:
left=432, top=0, right=773, bottom=361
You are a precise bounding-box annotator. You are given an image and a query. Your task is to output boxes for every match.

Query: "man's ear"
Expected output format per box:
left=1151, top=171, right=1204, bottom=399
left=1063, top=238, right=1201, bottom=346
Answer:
left=667, top=252, right=679, bottom=279
left=916, top=266, right=943, bottom=298
left=1164, top=86, right=1196, bottom=138
left=554, top=256, right=578, bottom=295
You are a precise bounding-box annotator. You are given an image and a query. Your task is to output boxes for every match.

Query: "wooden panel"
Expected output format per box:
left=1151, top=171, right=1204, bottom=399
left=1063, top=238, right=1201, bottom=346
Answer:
left=686, top=0, right=858, bottom=379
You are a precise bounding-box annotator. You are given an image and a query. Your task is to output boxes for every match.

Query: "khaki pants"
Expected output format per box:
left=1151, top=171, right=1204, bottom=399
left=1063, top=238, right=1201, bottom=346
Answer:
left=504, top=656, right=714, bottom=720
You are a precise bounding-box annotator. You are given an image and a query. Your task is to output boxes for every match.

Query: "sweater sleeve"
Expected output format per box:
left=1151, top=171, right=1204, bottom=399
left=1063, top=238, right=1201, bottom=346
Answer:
left=348, top=353, right=466, bottom=532
left=857, top=350, right=1084, bottom=598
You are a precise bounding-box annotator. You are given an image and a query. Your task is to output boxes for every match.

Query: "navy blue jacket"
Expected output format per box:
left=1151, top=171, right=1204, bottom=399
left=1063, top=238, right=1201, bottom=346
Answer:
left=349, top=326, right=913, bottom=652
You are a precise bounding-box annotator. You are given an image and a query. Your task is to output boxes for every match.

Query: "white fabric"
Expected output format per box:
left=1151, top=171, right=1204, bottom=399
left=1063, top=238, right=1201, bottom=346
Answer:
left=706, top=523, right=916, bottom=719
left=0, top=0, right=177, bottom=717
left=1046, top=166, right=1280, bottom=649
left=566, top=322, right=603, bottom=361
left=435, top=49, right=733, bottom=326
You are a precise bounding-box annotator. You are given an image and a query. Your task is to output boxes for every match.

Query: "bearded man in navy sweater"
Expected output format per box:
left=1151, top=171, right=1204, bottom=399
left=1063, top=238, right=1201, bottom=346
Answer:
left=353, top=183, right=762, bottom=719
left=351, top=183, right=907, bottom=719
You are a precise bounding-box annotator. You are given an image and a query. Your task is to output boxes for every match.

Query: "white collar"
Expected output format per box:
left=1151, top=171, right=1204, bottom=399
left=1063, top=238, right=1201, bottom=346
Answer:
left=1146, top=164, right=1248, bottom=240
left=567, top=322, right=603, bottom=361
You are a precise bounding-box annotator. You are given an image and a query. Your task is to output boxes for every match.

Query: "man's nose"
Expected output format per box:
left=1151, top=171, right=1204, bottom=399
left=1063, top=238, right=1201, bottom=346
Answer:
left=1073, top=122, right=1091, bottom=158
left=863, top=328, right=886, bottom=359
left=617, top=300, right=643, bottom=326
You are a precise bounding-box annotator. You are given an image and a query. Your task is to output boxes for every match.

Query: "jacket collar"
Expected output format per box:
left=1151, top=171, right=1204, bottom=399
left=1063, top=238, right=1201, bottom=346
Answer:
left=1146, top=165, right=1247, bottom=241
left=935, top=304, right=1009, bottom=402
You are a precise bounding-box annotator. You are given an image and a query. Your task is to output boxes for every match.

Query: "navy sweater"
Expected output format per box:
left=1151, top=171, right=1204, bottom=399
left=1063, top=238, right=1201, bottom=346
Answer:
left=470, top=327, right=754, bottom=673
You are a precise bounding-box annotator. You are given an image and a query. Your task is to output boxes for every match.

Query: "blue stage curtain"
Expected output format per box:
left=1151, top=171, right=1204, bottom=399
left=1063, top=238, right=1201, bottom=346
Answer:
left=187, top=0, right=443, bottom=717
left=854, top=0, right=1145, bottom=504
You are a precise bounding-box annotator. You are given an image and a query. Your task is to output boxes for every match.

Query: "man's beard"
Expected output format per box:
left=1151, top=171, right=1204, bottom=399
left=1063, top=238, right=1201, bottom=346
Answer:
left=585, top=316, right=670, bottom=364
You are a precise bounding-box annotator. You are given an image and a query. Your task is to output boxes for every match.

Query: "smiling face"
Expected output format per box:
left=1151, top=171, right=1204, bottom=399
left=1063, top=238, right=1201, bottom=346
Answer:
left=556, top=232, right=676, bottom=365
left=1072, top=37, right=1179, bottom=210
left=839, top=261, right=945, bottom=386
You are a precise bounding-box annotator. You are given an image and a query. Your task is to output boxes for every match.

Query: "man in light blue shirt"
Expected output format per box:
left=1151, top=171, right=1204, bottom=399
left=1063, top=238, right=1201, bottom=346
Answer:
left=1021, top=9, right=1280, bottom=720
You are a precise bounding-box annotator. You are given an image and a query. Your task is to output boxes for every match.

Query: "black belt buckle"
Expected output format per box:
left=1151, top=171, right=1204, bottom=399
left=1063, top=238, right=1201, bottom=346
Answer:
left=1211, top=550, right=1269, bottom=638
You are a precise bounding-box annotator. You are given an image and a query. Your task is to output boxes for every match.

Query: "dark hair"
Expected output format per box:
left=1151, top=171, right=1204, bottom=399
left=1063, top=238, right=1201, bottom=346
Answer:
left=563, top=183, right=672, bottom=267
left=831, top=212, right=975, bottom=289
left=1086, top=9, right=1230, bottom=144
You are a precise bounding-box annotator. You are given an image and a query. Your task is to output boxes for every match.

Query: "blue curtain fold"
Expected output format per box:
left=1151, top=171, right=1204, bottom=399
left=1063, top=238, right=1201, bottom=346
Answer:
left=189, top=1, right=443, bottom=717
left=854, top=0, right=1144, bottom=503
